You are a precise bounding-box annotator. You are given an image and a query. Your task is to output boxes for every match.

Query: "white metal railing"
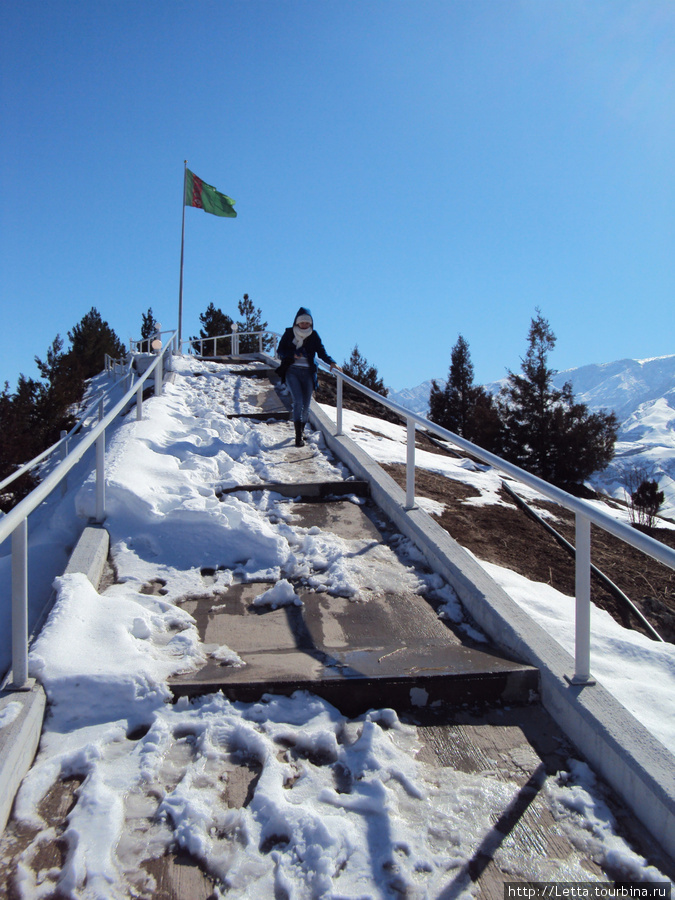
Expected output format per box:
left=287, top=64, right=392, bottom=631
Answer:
left=1, top=334, right=177, bottom=690
left=181, top=329, right=280, bottom=359
left=319, top=362, right=675, bottom=685
left=129, top=328, right=176, bottom=355
left=1, top=359, right=136, bottom=498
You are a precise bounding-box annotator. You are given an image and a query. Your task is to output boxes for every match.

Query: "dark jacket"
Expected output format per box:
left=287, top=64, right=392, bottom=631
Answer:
left=277, top=328, right=336, bottom=388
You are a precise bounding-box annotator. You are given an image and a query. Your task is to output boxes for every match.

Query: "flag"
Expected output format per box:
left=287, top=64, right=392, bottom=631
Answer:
left=185, top=169, right=237, bottom=217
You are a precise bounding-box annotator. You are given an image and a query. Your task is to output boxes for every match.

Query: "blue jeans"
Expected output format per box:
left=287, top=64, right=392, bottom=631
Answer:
left=286, top=366, right=314, bottom=424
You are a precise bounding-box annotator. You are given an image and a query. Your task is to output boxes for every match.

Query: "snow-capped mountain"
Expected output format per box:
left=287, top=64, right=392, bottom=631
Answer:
left=387, top=380, right=435, bottom=416
left=390, top=355, right=675, bottom=521
left=554, top=356, right=675, bottom=521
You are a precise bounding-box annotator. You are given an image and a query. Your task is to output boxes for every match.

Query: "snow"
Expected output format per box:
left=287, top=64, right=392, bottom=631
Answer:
left=320, top=405, right=510, bottom=509
left=479, top=561, right=675, bottom=751
left=252, top=578, right=302, bottom=609
left=1, top=355, right=673, bottom=895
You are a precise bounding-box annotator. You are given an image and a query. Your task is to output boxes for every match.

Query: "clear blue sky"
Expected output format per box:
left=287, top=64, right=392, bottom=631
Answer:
left=2, top=0, right=673, bottom=392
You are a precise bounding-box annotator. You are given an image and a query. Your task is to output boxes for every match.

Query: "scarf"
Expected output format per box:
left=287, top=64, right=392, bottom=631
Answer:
left=292, top=324, right=313, bottom=349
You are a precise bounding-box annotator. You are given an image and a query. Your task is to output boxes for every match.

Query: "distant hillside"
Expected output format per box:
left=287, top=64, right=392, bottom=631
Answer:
left=390, top=355, right=675, bottom=521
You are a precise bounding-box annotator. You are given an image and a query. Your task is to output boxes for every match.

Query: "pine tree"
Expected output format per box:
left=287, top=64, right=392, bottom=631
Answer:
left=498, top=310, right=617, bottom=486
left=67, top=307, right=125, bottom=380
left=236, top=294, right=272, bottom=353
left=34, top=334, right=80, bottom=433
left=1, top=309, right=125, bottom=511
left=428, top=335, right=501, bottom=452
left=428, top=378, right=449, bottom=428
left=140, top=308, right=156, bottom=352
left=193, top=302, right=233, bottom=355
left=343, top=346, right=388, bottom=396
left=0, top=376, right=44, bottom=510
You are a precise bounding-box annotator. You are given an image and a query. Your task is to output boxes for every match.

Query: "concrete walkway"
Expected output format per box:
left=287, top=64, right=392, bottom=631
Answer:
left=170, top=360, right=537, bottom=715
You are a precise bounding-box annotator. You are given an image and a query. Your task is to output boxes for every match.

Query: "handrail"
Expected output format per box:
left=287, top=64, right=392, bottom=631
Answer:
left=180, top=329, right=281, bottom=358
left=0, top=360, right=136, bottom=495
left=129, top=329, right=176, bottom=354
left=1, top=334, right=177, bottom=689
left=314, top=360, right=675, bottom=683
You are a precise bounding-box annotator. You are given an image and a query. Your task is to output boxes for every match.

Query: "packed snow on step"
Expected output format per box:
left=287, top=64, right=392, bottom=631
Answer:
left=1, top=357, right=672, bottom=897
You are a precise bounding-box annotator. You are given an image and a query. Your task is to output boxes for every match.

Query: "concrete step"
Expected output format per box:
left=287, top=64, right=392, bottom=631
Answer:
left=225, top=385, right=289, bottom=420
left=218, top=480, right=370, bottom=500
left=215, top=425, right=360, bottom=490
left=169, top=497, right=538, bottom=715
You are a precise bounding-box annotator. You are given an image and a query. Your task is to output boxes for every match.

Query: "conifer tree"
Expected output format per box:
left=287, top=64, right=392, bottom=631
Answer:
left=1, top=309, right=125, bottom=511
left=429, top=335, right=501, bottom=452
left=0, top=376, right=44, bottom=510
left=34, top=334, right=80, bottom=437
left=140, top=308, right=156, bottom=352
left=498, top=310, right=617, bottom=486
left=67, top=307, right=125, bottom=380
left=236, top=294, right=272, bottom=353
left=343, top=346, right=388, bottom=396
left=194, top=302, right=233, bottom=355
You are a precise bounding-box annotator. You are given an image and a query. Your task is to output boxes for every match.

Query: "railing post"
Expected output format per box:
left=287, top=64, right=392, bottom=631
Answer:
left=11, top=519, right=29, bottom=689
left=136, top=384, right=143, bottom=420
left=258, top=332, right=263, bottom=352
left=96, top=431, right=106, bottom=523
left=155, top=356, right=163, bottom=397
left=406, top=418, right=416, bottom=509
left=60, top=430, right=68, bottom=496
left=336, top=374, right=343, bottom=436
left=571, top=512, right=594, bottom=684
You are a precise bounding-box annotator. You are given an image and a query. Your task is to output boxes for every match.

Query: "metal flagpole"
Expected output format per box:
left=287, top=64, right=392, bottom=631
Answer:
left=178, top=160, right=187, bottom=348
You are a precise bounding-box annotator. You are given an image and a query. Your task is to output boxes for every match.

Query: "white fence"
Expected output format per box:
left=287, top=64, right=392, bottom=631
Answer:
left=1, top=334, right=177, bottom=689
left=181, top=328, right=280, bottom=358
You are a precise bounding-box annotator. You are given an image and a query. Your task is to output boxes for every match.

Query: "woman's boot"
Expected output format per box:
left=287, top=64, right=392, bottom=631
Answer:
left=294, top=421, right=304, bottom=447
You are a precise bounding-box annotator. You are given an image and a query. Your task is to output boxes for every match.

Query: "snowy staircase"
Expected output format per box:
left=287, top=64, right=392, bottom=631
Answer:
left=169, top=359, right=537, bottom=714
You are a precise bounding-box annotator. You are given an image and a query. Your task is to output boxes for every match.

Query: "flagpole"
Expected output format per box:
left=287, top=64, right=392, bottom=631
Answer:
left=178, top=160, right=187, bottom=348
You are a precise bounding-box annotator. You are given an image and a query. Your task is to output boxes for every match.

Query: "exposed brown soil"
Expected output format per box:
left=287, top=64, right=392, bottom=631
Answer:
left=320, top=372, right=675, bottom=644
left=384, top=464, right=675, bottom=642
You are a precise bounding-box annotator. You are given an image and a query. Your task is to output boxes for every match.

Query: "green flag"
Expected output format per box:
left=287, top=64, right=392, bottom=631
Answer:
left=185, top=169, right=237, bottom=217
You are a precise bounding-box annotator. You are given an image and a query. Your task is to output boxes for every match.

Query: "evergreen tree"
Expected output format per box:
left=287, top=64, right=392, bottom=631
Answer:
left=447, top=335, right=474, bottom=434
left=428, top=378, right=449, bottom=428
left=624, top=469, right=665, bottom=530
left=498, top=310, right=617, bottom=486
left=236, top=294, right=272, bottom=353
left=34, top=334, right=80, bottom=436
left=0, top=376, right=43, bottom=510
left=193, top=302, right=233, bottom=355
left=140, top=308, right=156, bottom=352
left=67, top=307, right=125, bottom=380
left=429, top=335, right=501, bottom=452
left=0, top=309, right=125, bottom=511
left=343, top=346, right=388, bottom=396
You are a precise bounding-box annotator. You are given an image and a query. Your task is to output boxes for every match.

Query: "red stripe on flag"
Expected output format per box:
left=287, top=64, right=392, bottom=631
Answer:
left=192, top=174, right=203, bottom=209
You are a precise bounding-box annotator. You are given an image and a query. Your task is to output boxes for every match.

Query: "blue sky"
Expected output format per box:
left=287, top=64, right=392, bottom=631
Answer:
left=2, top=0, right=674, bottom=393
